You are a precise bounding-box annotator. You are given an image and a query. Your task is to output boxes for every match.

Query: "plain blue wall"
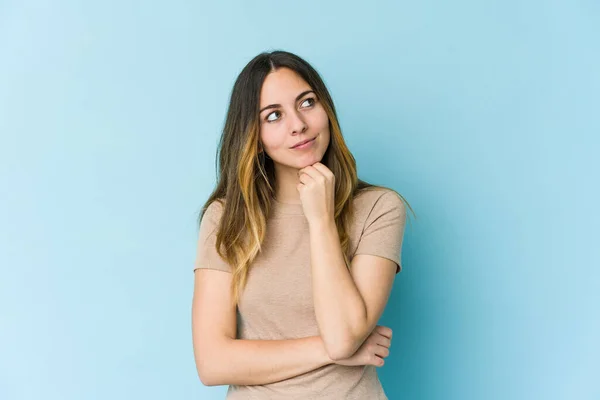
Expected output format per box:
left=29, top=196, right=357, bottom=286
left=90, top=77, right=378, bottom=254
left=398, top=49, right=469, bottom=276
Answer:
left=1, top=1, right=598, bottom=399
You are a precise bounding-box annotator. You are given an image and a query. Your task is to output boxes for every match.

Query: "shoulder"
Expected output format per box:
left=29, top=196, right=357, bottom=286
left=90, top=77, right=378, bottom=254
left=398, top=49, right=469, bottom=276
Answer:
left=199, top=198, right=227, bottom=233
left=353, top=187, right=405, bottom=215
left=351, top=188, right=407, bottom=234
left=203, top=198, right=226, bottom=220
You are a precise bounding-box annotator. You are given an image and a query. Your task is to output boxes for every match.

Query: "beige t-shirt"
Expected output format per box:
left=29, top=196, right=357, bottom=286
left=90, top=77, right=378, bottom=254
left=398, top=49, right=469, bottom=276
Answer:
left=194, top=188, right=407, bottom=399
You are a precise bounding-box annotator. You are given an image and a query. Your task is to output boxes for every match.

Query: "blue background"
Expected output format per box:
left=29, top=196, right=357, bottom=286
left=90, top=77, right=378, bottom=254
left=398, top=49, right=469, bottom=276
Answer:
left=1, top=1, right=598, bottom=399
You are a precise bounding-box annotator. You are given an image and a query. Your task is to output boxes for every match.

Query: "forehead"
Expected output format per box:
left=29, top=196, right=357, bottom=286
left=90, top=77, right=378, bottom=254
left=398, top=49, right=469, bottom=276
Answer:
left=260, top=68, right=311, bottom=105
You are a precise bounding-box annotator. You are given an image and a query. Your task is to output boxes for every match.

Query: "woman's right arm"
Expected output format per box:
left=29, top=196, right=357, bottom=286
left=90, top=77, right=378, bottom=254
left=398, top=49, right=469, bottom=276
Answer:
left=192, top=268, right=334, bottom=387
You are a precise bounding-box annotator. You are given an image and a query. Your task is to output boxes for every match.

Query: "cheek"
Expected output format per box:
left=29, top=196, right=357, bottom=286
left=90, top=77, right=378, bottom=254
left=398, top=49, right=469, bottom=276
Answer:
left=260, top=125, right=287, bottom=151
left=313, top=108, right=330, bottom=132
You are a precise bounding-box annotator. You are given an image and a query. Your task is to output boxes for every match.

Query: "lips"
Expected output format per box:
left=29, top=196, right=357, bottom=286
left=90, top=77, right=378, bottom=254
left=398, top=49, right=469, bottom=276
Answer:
left=291, top=137, right=316, bottom=149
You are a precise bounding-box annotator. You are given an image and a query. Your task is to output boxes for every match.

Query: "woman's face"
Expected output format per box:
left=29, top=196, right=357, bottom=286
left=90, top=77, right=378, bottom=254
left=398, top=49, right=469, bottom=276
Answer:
left=258, top=67, right=330, bottom=169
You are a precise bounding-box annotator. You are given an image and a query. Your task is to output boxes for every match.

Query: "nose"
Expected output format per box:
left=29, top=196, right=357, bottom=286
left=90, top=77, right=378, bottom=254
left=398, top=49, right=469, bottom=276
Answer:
left=289, top=110, right=308, bottom=135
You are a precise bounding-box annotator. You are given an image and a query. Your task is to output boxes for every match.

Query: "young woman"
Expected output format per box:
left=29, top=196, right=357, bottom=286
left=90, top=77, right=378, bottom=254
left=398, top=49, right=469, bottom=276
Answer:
left=191, top=50, right=414, bottom=399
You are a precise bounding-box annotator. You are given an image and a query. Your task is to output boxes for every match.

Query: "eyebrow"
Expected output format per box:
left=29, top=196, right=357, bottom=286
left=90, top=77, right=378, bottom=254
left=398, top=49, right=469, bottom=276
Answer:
left=259, top=90, right=315, bottom=114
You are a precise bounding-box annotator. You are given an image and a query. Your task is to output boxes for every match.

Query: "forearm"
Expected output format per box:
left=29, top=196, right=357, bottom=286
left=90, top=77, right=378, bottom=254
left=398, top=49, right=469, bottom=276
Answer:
left=202, top=335, right=333, bottom=386
left=309, top=218, right=367, bottom=359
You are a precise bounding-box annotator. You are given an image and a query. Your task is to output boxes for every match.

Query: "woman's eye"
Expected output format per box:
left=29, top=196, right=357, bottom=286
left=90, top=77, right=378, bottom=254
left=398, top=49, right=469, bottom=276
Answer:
left=265, top=97, right=316, bottom=123
left=302, top=97, right=315, bottom=107
left=266, top=111, right=280, bottom=123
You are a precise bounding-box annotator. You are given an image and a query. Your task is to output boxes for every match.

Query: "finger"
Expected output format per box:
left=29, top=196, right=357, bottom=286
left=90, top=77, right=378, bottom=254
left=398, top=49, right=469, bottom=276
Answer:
left=376, top=325, right=393, bottom=339
left=298, top=165, right=323, bottom=181
left=376, top=335, right=391, bottom=348
left=374, top=344, right=390, bottom=358
left=311, top=163, right=334, bottom=179
left=298, top=172, right=312, bottom=185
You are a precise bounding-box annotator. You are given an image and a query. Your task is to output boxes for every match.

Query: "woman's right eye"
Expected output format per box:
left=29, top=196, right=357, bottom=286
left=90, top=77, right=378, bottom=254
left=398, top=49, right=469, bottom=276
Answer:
left=266, top=111, right=280, bottom=123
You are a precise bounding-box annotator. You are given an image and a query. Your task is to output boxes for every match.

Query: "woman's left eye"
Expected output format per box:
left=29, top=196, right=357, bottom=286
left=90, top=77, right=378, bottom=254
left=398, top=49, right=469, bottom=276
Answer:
left=302, top=97, right=315, bottom=107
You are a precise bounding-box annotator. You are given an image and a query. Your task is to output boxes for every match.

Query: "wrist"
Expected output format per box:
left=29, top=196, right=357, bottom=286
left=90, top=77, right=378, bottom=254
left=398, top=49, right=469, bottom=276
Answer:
left=308, top=216, right=336, bottom=231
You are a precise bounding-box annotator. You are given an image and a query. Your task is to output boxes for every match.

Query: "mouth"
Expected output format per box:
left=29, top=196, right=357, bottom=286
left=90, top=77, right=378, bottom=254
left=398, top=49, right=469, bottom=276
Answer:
left=291, top=136, right=317, bottom=149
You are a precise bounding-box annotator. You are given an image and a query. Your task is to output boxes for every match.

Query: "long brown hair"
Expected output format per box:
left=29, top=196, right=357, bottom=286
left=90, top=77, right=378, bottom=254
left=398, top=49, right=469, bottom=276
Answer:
left=198, top=50, right=415, bottom=308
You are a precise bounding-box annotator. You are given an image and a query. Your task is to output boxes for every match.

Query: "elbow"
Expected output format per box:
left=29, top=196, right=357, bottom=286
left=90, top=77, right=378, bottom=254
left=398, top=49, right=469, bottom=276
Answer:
left=198, top=371, right=216, bottom=387
left=327, top=347, right=354, bottom=362
left=324, top=306, right=369, bottom=360
left=323, top=334, right=358, bottom=361
left=197, top=366, right=216, bottom=387
left=199, top=366, right=225, bottom=387
left=323, top=321, right=369, bottom=361
left=194, top=337, right=234, bottom=387
left=196, top=357, right=221, bottom=387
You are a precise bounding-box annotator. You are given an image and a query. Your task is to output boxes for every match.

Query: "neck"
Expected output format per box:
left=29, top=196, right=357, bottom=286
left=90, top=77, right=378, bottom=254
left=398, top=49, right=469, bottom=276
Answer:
left=273, top=164, right=302, bottom=204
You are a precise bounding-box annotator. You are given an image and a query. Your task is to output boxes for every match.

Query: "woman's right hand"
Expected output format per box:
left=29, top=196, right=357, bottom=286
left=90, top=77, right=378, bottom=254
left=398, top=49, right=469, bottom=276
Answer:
left=334, top=325, right=392, bottom=367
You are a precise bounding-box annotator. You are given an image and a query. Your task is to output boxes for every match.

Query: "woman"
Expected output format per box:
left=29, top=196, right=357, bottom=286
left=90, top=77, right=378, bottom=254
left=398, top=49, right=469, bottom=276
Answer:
left=192, top=50, right=414, bottom=399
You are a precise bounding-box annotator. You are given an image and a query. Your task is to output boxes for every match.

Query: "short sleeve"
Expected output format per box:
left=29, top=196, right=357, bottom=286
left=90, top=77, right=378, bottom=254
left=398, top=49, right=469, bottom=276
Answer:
left=193, top=201, right=233, bottom=273
left=353, top=191, right=407, bottom=273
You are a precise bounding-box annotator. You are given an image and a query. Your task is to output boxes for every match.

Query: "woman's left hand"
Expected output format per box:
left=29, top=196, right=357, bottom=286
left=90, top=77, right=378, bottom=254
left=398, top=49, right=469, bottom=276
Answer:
left=297, top=162, right=335, bottom=225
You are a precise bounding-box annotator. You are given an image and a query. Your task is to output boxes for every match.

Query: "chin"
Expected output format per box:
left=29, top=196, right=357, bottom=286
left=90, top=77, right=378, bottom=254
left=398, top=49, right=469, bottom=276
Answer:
left=274, top=147, right=327, bottom=169
left=299, top=153, right=324, bottom=168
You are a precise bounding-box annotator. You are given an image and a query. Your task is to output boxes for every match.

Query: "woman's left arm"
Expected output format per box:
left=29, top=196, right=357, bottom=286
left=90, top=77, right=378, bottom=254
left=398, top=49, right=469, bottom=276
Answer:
left=298, top=163, right=404, bottom=361
left=297, top=162, right=406, bottom=360
left=308, top=218, right=397, bottom=361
